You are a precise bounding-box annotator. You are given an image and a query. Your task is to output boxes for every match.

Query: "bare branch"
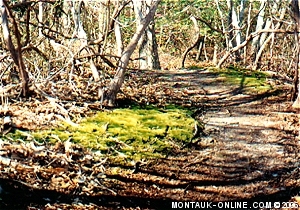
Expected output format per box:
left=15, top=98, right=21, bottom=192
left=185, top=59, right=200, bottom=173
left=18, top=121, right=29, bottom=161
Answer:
left=217, top=29, right=299, bottom=68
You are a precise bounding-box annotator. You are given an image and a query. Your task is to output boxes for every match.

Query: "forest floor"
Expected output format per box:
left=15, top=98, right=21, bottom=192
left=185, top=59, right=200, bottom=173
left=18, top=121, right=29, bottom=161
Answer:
left=0, top=67, right=300, bottom=209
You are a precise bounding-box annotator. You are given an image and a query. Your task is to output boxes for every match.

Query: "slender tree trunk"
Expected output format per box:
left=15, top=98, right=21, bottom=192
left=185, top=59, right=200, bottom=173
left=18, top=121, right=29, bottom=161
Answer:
left=0, top=0, right=29, bottom=97
left=104, top=0, right=160, bottom=107
left=252, top=7, right=286, bottom=70
left=71, top=0, right=87, bottom=45
left=291, top=0, right=300, bottom=108
left=38, top=2, right=43, bottom=38
left=243, top=1, right=252, bottom=64
left=114, top=1, right=123, bottom=57
left=98, top=0, right=110, bottom=53
left=181, top=16, right=201, bottom=68
left=251, top=0, right=266, bottom=61
left=134, top=0, right=160, bottom=70
left=252, top=0, right=281, bottom=69
left=115, top=15, right=123, bottom=57
left=227, top=0, right=241, bottom=62
left=215, top=0, right=229, bottom=50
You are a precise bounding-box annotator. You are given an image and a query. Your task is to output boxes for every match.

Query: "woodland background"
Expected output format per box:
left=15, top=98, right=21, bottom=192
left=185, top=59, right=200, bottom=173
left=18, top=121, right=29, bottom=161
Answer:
left=0, top=0, right=299, bottom=106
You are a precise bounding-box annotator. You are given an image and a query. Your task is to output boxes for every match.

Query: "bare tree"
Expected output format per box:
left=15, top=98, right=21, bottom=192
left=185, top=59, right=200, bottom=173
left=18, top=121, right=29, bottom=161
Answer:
left=114, top=1, right=124, bottom=57
left=251, top=0, right=266, bottom=61
left=181, top=15, right=202, bottom=68
left=252, top=6, right=286, bottom=70
left=227, top=0, right=243, bottom=62
left=0, top=0, right=29, bottom=97
left=104, top=0, right=160, bottom=106
left=251, top=0, right=283, bottom=70
left=134, top=0, right=160, bottom=70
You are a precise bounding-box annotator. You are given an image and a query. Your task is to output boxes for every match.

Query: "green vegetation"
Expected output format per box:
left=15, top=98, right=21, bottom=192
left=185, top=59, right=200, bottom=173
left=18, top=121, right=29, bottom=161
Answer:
left=7, top=106, right=196, bottom=165
left=208, top=67, right=273, bottom=94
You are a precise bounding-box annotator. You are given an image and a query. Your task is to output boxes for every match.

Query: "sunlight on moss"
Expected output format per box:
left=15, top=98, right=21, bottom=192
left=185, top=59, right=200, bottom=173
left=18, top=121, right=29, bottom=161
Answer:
left=208, top=67, right=273, bottom=93
left=7, top=106, right=196, bottom=164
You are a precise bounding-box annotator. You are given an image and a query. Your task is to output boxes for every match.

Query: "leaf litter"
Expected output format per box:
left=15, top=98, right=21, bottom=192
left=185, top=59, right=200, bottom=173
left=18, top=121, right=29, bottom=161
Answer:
left=0, top=67, right=299, bottom=209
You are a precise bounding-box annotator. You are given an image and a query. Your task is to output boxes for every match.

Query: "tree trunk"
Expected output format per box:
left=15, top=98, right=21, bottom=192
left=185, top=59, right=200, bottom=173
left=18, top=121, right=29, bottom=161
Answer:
left=134, top=0, right=160, bottom=70
left=252, top=7, right=286, bottom=70
left=251, top=0, right=266, bottom=59
left=291, top=0, right=300, bottom=108
left=115, top=15, right=123, bottom=57
left=0, top=0, right=29, bottom=97
left=227, top=0, right=242, bottom=62
left=181, top=16, right=201, bottom=68
left=71, top=1, right=87, bottom=45
left=251, top=0, right=282, bottom=70
left=104, top=0, right=160, bottom=107
left=215, top=0, right=229, bottom=50
left=114, top=1, right=123, bottom=57
left=38, top=2, right=43, bottom=38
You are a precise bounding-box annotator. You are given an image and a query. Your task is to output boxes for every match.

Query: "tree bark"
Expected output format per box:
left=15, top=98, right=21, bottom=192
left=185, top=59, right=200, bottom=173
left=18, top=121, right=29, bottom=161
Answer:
left=181, top=16, right=201, bottom=68
left=104, top=0, right=160, bottom=107
left=217, top=29, right=292, bottom=68
left=252, top=7, right=286, bottom=70
left=0, top=0, right=29, bottom=97
left=115, top=16, right=123, bottom=57
left=291, top=0, right=300, bottom=108
left=134, top=0, right=160, bottom=70
left=251, top=0, right=266, bottom=60
left=227, top=0, right=242, bottom=62
left=252, top=0, right=281, bottom=69
left=114, top=1, right=123, bottom=57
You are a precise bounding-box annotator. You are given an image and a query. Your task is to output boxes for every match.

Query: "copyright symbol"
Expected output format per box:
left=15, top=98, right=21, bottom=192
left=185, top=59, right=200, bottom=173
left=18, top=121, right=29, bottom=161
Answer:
left=274, top=202, right=280, bottom=208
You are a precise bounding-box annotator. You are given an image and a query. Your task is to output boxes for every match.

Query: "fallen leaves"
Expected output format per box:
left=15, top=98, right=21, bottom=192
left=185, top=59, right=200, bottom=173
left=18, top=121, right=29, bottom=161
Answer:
left=0, top=139, right=108, bottom=196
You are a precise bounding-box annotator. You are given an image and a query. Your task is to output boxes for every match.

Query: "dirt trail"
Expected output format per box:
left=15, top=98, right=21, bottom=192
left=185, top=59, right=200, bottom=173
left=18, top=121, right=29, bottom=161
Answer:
left=98, top=68, right=300, bottom=208
left=1, top=68, right=299, bottom=209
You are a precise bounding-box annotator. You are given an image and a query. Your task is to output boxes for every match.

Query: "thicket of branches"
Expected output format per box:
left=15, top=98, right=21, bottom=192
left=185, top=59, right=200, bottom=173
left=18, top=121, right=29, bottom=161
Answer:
left=0, top=0, right=299, bottom=107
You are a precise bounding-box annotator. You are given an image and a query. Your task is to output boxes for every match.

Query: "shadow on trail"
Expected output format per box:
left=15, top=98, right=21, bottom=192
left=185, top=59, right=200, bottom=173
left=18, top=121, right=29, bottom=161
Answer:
left=0, top=179, right=173, bottom=209
left=1, top=68, right=297, bottom=209
left=127, top=69, right=291, bottom=111
left=0, top=161, right=299, bottom=209
left=204, top=88, right=285, bottom=108
left=98, top=68, right=300, bottom=208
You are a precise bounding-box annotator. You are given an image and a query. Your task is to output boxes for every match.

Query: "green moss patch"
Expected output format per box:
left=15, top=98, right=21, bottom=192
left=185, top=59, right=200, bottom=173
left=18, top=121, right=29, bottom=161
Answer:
left=208, top=67, right=273, bottom=94
left=8, top=106, right=196, bottom=164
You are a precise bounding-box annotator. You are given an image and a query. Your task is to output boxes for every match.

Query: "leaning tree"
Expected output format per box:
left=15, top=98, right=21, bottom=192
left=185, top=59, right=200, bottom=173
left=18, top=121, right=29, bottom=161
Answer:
left=103, top=0, right=160, bottom=106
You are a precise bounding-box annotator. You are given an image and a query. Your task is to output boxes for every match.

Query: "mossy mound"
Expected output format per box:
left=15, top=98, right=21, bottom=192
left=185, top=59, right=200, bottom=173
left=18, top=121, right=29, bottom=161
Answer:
left=8, top=106, right=197, bottom=164
left=208, top=67, right=273, bottom=93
